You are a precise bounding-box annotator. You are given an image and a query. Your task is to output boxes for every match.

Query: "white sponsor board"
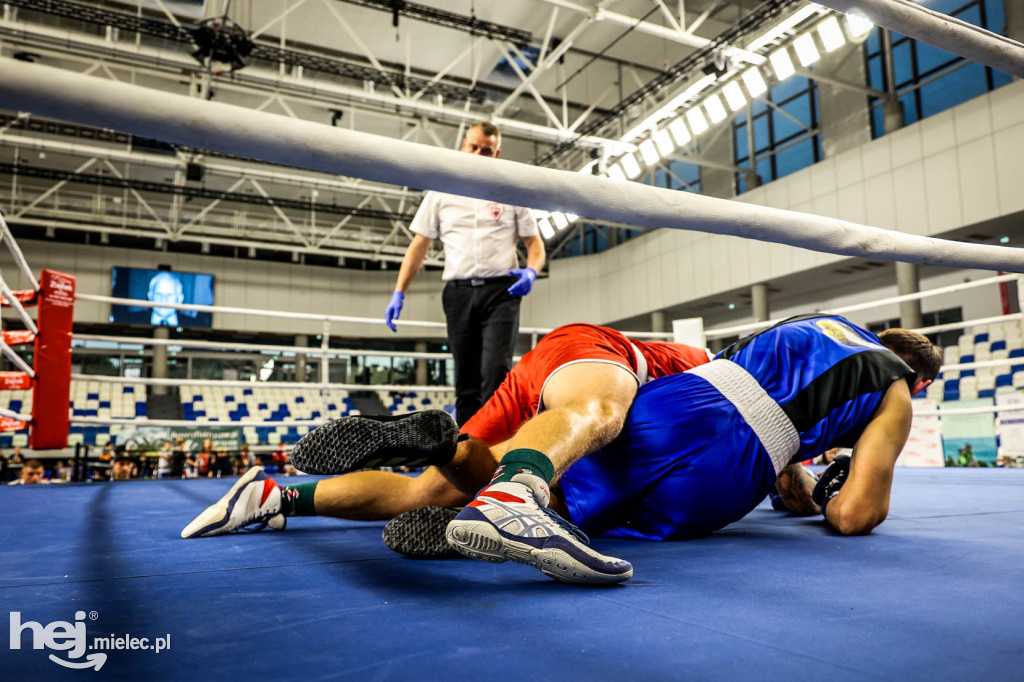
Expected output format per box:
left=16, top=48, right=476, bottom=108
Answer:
left=899, top=398, right=945, bottom=467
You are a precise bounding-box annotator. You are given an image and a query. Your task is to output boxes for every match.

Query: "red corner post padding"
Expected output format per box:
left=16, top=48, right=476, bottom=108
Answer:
left=30, top=270, right=75, bottom=450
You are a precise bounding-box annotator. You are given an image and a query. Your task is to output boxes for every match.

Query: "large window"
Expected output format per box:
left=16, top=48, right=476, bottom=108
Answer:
left=864, top=0, right=1010, bottom=136
left=733, top=76, right=821, bottom=194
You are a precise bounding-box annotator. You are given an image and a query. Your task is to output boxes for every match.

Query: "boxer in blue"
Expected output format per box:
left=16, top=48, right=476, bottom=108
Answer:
left=446, top=314, right=941, bottom=584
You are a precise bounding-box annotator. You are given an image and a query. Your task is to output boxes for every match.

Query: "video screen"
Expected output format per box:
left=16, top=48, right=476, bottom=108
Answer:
left=110, top=267, right=214, bottom=328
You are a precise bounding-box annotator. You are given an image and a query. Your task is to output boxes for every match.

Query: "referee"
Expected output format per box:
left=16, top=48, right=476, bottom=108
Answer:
left=385, top=122, right=546, bottom=425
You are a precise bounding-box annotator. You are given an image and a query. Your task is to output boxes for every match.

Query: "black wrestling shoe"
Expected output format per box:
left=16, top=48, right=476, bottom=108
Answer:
left=383, top=506, right=461, bottom=559
left=290, top=410, right=459, bottom=475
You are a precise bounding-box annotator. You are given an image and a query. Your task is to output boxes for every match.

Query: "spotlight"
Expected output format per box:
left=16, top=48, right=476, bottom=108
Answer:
left=248, top=246, right=256, bottom=258
left=538, top=217, right=555, bottom=239
left=741, top=68, right=768, bottom=98
left=606, top=165, right=627, bottom=183
left=620, top=153, right=642, bottom=179
left=793, top=34, right=821, bottom=67
left=99, top=232, right=109, bottom=245
left=769, top=48, right=796, bottom=81
left=565, top=213, right=579, bottom=222
left=685, top=108, right=709, bottom=135
left=668, top=118, right=691, bottom=146
left=817, top=16, right=846, bottom=52
left=552, top=213, right=570, bottom=231
left=201, top=242, right=210, bottom=254
left=704, top=94, right=728, bottom=124
left=846, top=11, right=874, bottom=38
left=638, top=139, right=660, bottom=165
left=722, top=81, right=747, bottom=112
left=653, top=128, right=675, bottom=157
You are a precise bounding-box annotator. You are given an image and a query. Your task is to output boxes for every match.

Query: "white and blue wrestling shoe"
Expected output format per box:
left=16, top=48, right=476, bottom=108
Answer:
left=180, top=467, right=286, bottom=539
left=445, top=476, right=633, bottom=585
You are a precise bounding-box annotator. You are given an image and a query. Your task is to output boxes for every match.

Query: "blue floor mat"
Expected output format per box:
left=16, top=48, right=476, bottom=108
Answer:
left=2, top=469, right=1023, bottom=680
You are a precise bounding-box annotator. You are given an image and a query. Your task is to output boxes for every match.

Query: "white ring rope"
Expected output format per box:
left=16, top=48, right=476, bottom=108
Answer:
left=814, top=0, right=1024, bottom=79
left=74, top=334, right=453, bottom=360
left=0, top=212, right=40, bottom=292
left=0, top=270, right=39, bottom=335
left=0, top=406, right=32, bottom=422
left=705, top=274, right=1021, bottom=339
left=3, top=59, right=1024, bottom=272
left=71, top=373, right=454, bottom=394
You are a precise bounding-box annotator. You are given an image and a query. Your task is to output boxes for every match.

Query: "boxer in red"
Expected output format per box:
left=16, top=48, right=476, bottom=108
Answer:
left=181, top=324, right=711, bottom=554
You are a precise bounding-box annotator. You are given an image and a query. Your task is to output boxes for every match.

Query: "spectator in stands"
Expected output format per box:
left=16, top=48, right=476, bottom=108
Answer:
left=211, top=446, right=233, bottom=478
left=111, top=455, right=135, bottom=481
left=8, top=458, right=46, bottom=485
left=157, top=441, right=174, bottom=479
left=0, top=450, right=8, bottom=482
left=9, top=446, right=24, bottom=466
left=99, top=442, right=114, bottom=464
left=171, top=437, right=187, bottom=478
left=196, top=439, right=214, bottom=477
left=273, top=443, right=296, bottom=476
left=237, top=444, right=257, bottom=475
left=53, top=459, right=73, bottom=482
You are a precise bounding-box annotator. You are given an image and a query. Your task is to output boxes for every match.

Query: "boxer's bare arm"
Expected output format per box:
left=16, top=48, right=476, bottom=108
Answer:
left=824, top=380, right=911, bottom=535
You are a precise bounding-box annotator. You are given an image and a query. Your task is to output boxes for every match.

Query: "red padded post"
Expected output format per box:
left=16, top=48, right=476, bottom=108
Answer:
left=30, top=269, right=74, bottom=450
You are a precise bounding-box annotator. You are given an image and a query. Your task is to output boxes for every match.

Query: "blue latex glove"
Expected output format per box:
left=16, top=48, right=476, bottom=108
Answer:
left=507, top=267, right=538, bottom=297
left=384, top=291, right=404, bottom=332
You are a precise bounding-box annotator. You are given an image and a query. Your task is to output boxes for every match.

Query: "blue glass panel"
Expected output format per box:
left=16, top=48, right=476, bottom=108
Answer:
left=771, top=76, right=809, bottom=102
left=772, top=108, right=807, bottom=142
left=919, top=62, right=989, bottom=118
left=867, top=55, right=884, bottom=90
left=915, top=41, right=958, bottom=75
left=734, top=124, right=748, bottom=163
left=899, top=92, right=918, bottom=125
left=774, top=138, right=815, bottom=179
left=985, top=0, right=1005, bottom=32
left=893, top=40, right=914, bottom=86
left=865, top=27, right=880, bottom=55
left=752, top=115, right=771, bottom=152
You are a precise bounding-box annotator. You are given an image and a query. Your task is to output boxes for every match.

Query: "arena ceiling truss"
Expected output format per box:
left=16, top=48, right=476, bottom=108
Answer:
left=0, top=0, right=864, bottom=268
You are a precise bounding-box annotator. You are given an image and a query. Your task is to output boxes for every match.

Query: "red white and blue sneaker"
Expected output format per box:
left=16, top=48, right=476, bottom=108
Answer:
left=180, top=467, right=286, bottom=539
left=445, top=475, right=633, bottom=585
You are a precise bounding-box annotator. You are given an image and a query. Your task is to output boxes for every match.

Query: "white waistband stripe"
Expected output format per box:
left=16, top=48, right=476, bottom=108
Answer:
left=688, top=359, right=800, bottom=475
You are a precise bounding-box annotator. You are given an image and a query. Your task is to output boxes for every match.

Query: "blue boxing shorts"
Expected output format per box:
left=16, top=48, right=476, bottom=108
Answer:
left=557, top=371, right=779, bottom=541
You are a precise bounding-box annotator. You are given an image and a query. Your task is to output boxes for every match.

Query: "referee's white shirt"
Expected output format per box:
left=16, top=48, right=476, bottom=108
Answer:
left=409, top=191, right=539, bottom=281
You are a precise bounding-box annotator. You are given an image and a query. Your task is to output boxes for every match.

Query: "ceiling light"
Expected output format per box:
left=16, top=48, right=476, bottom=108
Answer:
left=704, top=94, right=728, bottom=124
left=536, top=217, right=556, bottom=239
left=668, top=118, right=691, bottom=146
left=741, top=67, right=768, bottom=98
left=769, top=48, right=796, bottom=81
left=793, top=33, right=821, bottom=67
left=552, top=212, right=570, bottom=231
left=845, top=11, right=874, bottom=38
left=653, top=128, right=675, bottom=157
left=607, top=164, right=627, bottom=182
left=722, top=81, right=747, bottom=112
left=538, top=218, right=555, bottom=239
left=566, top=213, right=580, bottom=222
left=638, top=139, right=660, bottom=165
left=817, top=16, right=846, bottom=52
left=620, top=153, right=642, bottom=179
left=685, top=108, right=709, bottom=135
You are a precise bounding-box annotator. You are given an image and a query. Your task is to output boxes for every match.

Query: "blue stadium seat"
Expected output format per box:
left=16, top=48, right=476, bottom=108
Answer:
left=991, top=340, right=1007, bottom=351
left=979, top=389, right=995, bottom=398
left=997, top=374, right=1013, bottom=387
left=974, top=333, right=989, bottom=343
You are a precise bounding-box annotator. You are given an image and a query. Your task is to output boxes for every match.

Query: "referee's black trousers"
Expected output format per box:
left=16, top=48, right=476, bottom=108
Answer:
left=442, top=276, right=521, bottom=426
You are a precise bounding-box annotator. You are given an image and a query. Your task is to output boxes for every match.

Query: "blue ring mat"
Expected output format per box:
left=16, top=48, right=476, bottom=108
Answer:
left=2, top=468, right=1023, bottom=680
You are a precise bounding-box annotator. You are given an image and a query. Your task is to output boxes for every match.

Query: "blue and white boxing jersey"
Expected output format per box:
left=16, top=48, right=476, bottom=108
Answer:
left=557, top=314, right=915, bottom=541
left=716, top=314, right=915, bottom=466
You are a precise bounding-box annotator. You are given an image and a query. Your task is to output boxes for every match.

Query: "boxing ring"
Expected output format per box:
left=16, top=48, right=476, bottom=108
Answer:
left=4, top=0, right=1024, bottom=678
left=3, top=471, right=1023, bottom=679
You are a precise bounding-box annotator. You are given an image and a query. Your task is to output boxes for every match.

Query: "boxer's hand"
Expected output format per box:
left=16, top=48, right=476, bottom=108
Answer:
left=774, top=463, right=821, bottom=515
left=384, top=291, right=404, bottom=332
left=812, top=455, right=852, bottom=513
left=507, top=267, right=537, bottom=297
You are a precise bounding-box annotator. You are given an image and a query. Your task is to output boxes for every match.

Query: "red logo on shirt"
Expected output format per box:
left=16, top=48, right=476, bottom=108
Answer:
left=488, top=203, right=504, bottom=222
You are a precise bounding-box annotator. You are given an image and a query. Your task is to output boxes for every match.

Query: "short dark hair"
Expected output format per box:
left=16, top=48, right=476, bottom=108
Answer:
left=878, top=328, right=942, bottom=382
left=469, top=121, right=501, bottom=146
left=114, top=455, right=133, bottom=464
left=23, top=459, right=44, bottom=469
